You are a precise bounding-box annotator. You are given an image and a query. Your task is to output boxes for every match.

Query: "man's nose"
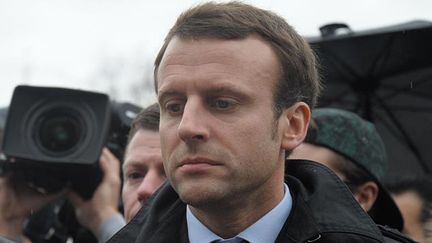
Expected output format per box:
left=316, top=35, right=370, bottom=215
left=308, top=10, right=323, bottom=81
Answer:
left=137, top=171, right=164, bottom=204
left=177, top=99, right=210, bottom=143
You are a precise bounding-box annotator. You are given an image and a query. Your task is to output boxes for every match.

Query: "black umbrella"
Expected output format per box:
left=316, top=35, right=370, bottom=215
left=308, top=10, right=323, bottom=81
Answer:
left=307, top=20, right=432, bottom=177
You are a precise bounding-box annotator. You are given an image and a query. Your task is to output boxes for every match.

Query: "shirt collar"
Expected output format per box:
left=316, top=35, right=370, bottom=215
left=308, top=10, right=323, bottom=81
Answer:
left=187, top=184, right=292, bottom=243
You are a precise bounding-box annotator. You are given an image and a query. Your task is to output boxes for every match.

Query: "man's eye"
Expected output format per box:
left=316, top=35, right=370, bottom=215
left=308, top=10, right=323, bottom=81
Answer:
left=166, top=103, right=184, bottom=113
left=211, top=99, right=235, bottom=110
left=127, top=172, right=144, bottom=180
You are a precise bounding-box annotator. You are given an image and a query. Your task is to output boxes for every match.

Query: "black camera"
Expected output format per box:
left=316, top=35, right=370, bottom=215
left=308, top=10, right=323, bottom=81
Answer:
left=1, top=85, right=141, bottom=199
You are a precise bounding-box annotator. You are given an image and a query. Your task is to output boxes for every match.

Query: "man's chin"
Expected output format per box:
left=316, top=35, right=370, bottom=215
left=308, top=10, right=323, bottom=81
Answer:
left=176, top=185, right=225, bottom=208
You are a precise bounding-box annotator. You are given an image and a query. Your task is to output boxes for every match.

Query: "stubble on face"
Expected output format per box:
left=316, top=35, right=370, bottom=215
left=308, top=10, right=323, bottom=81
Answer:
left=157, top=36, right=286, bottom=213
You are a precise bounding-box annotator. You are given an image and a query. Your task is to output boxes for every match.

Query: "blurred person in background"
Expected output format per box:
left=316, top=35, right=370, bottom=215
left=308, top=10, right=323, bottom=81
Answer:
left=385, top=175, right=432, bottom=243
left=120, top=102, right=164, bottom=223
left=290, top=108, right=410, bottom=237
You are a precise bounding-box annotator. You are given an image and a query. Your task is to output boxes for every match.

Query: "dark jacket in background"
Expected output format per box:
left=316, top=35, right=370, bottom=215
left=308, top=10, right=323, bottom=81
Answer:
left=108, top=160, right=412, bottom=243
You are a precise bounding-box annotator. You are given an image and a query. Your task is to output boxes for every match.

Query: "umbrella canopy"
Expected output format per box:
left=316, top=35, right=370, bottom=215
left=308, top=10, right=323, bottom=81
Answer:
left=307, top=20, right=432, bottom=177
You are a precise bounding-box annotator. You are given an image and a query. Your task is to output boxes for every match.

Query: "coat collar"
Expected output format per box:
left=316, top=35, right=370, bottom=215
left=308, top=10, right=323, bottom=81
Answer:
left=280, top=159, right=384, bottom=242
left=109, top=159, right=384, bottom=243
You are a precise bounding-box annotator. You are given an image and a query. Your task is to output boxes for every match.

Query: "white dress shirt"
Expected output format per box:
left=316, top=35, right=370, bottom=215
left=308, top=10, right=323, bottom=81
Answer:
left=187, top=184, right=292, bottom=243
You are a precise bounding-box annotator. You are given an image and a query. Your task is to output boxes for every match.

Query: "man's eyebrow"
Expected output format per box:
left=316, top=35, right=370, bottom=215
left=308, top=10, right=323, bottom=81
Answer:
left=157, top=90, right=183, bottom=102
left=203, top=84, right=251, bottom=99
left=205, top=85, right=241, bottom=94
left=158, top=83, right=250, bottom=101
left=122, top=160, right=141, bottom=171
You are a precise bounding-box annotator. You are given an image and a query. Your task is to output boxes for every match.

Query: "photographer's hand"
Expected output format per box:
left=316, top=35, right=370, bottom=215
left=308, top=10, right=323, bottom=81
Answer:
left=0, top=173, right=65, bottom=242
left=68, top=148, right=122, bottom=237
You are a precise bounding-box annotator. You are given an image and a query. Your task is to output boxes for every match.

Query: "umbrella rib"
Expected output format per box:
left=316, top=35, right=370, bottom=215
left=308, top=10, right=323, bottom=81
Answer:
left=368, top=36, right=395, bottom=78
left=321, top=49, right=362, bottom=83
left=373, top=94, right=430, bottom=173
left=378, top=105, right=432, bottom=112
left=379, top=78, right=432, bottom=100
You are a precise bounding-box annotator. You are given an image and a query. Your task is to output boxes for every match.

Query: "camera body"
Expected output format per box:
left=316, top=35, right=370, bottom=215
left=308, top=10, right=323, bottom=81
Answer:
left=1, top=85, right=140, bottom=199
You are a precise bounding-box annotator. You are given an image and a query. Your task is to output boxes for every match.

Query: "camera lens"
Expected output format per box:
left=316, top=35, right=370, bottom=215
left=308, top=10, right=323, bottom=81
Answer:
left=34, top=108, right=84, bottom=155
left=39, top=117, right=80, bottom=152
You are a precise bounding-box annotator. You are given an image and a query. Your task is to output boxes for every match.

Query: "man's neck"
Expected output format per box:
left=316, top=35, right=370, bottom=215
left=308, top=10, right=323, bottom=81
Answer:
left=189, top=181, right=285, bottom=238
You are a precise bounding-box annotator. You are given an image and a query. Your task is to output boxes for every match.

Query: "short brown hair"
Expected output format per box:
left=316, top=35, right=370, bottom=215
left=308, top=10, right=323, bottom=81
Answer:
left=127, top=103, right=160, bottom=143
left=154, top=1, right=321, bottom=116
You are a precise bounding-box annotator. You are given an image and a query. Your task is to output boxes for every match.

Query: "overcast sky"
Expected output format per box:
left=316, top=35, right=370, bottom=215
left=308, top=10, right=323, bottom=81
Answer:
left=1, top=0, right=431, bottom=108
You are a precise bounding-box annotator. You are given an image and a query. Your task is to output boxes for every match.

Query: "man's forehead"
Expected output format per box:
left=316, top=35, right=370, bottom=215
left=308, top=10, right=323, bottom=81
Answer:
left=159, top=35, right=277, bottom=68
left=157, top=38, right=280, bottom=95
left=123, top=145, right=162, bottom=170
left=126, top=129, right=160, bottom=151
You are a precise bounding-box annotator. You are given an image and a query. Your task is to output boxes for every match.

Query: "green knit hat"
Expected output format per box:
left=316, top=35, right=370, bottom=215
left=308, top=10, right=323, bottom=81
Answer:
left=307, top=108, right=387, bottom=179
left=306, top=107, right=404, bottom=230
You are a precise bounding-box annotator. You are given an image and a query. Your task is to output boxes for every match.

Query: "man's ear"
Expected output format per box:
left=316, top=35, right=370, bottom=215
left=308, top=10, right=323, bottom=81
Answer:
left=280, top=102, right=311, bottom=151
left=353, top=181, right=379, bottom=212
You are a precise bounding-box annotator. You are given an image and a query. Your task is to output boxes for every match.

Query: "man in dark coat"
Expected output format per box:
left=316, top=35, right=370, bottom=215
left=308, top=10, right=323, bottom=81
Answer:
left=109, top=2, right=413, bottom=242
left=290, top=108, right=404, bottom=231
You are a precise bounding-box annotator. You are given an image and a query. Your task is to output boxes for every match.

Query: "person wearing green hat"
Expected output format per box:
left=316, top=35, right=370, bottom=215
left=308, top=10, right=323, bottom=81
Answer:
left=290, top=107, right=404, bottom=232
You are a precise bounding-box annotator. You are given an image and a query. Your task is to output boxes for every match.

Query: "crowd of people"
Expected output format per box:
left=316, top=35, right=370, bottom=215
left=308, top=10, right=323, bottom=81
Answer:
left=0, top=1, right=430, bottom=243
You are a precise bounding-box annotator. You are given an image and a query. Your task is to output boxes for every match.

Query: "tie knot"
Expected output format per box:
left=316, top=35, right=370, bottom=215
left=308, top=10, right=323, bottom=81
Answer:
left=211, top=237, right=249, bottom=243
